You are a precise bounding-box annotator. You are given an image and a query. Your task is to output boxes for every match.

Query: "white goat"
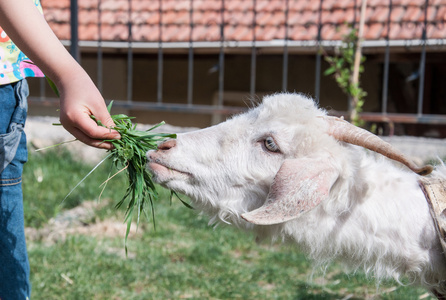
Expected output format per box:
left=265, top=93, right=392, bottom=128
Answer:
left=147, top=93, right=446, bottom=298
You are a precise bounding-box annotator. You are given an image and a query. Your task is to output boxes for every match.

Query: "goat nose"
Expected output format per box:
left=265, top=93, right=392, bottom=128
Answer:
left=158, top=139, right=176, bottom=151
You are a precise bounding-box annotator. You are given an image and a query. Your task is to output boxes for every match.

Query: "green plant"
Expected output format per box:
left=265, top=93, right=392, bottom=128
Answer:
left=78, top=103, right=180, bottom=252
left=324, top=27, right=367, bottom=126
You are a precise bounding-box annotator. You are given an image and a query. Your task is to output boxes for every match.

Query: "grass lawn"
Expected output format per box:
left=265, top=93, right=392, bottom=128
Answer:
left=23, top=149, right=435, bottom=299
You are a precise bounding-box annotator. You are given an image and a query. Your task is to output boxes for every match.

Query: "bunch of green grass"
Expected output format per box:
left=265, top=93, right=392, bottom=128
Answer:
left=107, top=107, right=173, bottom=233
left=59, top=102, right=187, bottom=252
left=41, top=76, right=188, bottom=251
left=97, top=103, right=183, bottom=250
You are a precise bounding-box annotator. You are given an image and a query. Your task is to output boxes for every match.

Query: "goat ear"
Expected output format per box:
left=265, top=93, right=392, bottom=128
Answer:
left=241, top=158, right=339, bottom=225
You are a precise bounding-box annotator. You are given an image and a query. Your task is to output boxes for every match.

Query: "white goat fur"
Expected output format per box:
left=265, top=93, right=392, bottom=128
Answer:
left=148, top=93, right=446, bottom=293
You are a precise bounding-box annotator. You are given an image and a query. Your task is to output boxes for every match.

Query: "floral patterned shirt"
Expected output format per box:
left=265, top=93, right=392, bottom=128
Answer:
left=0, top=0, right=44, bottom=85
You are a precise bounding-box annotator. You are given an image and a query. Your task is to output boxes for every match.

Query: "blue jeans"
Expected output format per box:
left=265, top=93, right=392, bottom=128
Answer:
left=0, top=80, right=30, bottom=300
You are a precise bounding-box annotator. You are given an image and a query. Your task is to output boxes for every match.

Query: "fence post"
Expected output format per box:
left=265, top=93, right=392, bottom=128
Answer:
left=250, top=0, right=257, bottom=97
left=97, top=0, right=103, bottom=92
left=417, top=0, right=429, bottom=117
left=218, top=0, right=225, bottom=107
left=351, top=0, right=367, bottom=122
left=282, top=0, right=289, bottom=92
left=70, top=0, right=80, bottom=62
left=187, top=0, right=194, bottom=106
left=381, top=0, right=392, bottom=114
left=157, top=0, right=163, bottom=104
left=314, top=0, right=324, bottom=102
left=127, top=0, right=133, bottom=102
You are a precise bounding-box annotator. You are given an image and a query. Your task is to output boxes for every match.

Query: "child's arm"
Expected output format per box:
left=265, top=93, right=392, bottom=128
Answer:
left=0, top=0, right=120, bottom=149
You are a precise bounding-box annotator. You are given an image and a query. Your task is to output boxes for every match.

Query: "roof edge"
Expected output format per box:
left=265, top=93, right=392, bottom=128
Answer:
left=61, top=39, right=446, bottom=53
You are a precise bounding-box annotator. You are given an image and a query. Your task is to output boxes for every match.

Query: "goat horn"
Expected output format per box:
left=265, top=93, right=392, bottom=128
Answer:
left=322, top=116, right=433, bottom=176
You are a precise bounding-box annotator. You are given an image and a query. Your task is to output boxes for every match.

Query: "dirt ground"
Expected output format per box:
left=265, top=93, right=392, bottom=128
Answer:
left=24, top=200, right=137, bottom=243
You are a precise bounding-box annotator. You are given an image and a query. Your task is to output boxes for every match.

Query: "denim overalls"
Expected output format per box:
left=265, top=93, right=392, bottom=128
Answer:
left=0, top=79, right=31, bottom=299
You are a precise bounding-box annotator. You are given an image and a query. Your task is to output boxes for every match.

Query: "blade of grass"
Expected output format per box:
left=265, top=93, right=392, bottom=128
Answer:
left=35, top=139, right=77, bottom=152
left=62, top=153, right=112, bottom=204
left=45, top=76, right=60, bottom=98
left=171, top=191, right=194, bottom=209
left=99, top=163, right=129, bottom=188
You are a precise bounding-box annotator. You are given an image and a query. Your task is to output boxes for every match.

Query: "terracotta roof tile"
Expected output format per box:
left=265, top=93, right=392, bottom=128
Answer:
left=194, top=0, right=221, bottom=11
left=135, top=24, right=159, bottom=41
left=436, top=6, right=446, bottom=21
left=43, top=0, right=69, bottom=9
left=45, top=8, right=69, bottom=23
left=161, top=0, right=180, bottom=11
left=100, top=0, right=128, bottom=11
left=430, top=24, right=446, bottom=38
left=51, top=23, right=70, bottom=40
left=102, top=24, right=129, bottom=40
left=365, top=23, right=384, bottom=39
left=403, top=6, right=422, bottom=22
left=388, top=22, right=401, bottom=39
left=163, top=11, right=180, bottom=24
left=145, top=11, right=160, bottom=25
left=321, top=24, right=337, bottom=40
left=390, top=6, right=405, bottom=22
left=321, top=0, right=335, bottom=11
left=331, top=8, right=349, bottom=24
left=178, top=27, right=193, bottom=41
left=79, top=0, right=98, bottom=9
left=332, top=0, right=356, bottom=10
left=79, top=10, right=99, bottom=24
left=256, top=12, right=273, bottom=26
left=255, top=0, right=271, bottom=12
left=227, top=11, right=252, bottom=26
left=132, top=12, right=152, bottom=26
left=426, top=6, right=439, bottom=21
left=79, top=24, right=97, bottom=40
left=195, top=11, right=219, bottom=26
left=162, top=25, right=179, bottom=42
left=309, top=0, right=325, bottom=11
left=41, top=0, right=446, bottom=43
left=368, top=0, right=384, bottom=7
left=191, top=25, right=206, bottom=41
left=289, top=24, right=318, bottom=40
left=391, top=0, right=410, bottom=5
left=340, top=8, right=356, bottom=24
left=369, top=6, right=390, bottom=23
left=408, top=0, right=429, bottom=6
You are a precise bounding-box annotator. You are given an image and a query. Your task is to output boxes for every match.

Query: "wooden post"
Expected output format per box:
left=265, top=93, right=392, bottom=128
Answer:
left=351, top=0, right=367, bottom=122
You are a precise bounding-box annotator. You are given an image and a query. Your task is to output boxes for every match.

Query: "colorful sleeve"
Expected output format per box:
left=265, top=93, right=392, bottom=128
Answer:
left=0, top=0, right=45, bottom=85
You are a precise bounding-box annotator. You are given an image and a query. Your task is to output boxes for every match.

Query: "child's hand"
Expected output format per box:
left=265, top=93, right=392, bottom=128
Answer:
left=58, top=74, right=120, bottom=149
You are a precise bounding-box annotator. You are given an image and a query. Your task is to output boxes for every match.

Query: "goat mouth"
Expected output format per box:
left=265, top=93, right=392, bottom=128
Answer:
left=148, top=161, right=191, bottom=179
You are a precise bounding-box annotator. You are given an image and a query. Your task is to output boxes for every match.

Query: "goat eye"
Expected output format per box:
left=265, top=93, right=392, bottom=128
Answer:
left=264, top=137, right=280, bottom=153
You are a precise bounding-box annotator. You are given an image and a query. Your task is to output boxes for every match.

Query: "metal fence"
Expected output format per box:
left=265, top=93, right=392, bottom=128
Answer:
left=32, top=0, right=446, bottom=125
